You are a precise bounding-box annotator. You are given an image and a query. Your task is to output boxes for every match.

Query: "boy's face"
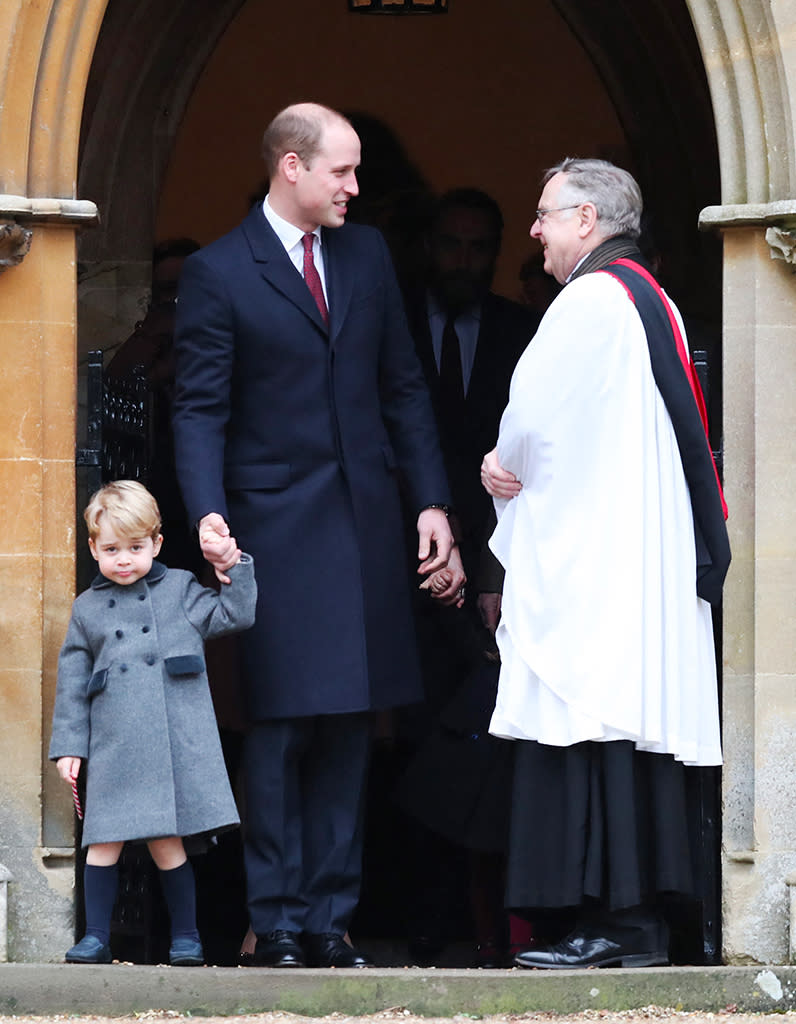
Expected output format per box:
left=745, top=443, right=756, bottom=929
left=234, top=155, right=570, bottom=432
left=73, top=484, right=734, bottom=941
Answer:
left=88, top=519, right=163, bottom=585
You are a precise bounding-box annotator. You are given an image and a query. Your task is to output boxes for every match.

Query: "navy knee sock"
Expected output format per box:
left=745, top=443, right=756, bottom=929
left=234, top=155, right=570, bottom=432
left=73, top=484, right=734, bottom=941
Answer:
left=159, top=860, right=200, bottom=941
left=83, top=863, right=119, bottom=944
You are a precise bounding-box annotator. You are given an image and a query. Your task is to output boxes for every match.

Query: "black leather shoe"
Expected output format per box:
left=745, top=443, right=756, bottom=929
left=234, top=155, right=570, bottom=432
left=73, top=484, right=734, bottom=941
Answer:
left=65, top=934, right=112, bottom=964
left=254, top=930, right=305, bottom=967
left=514, top=929, right=669, bottom=970
left=304, top=932, right=374, bottom=968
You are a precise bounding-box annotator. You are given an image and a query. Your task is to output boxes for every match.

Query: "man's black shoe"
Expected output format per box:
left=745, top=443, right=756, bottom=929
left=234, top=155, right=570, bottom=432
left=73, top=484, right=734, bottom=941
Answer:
left=253, top=930, right=305, bottom=967
left=304, top=932, right=374, bottom=968
left=514, top=928, right=669, bottom=969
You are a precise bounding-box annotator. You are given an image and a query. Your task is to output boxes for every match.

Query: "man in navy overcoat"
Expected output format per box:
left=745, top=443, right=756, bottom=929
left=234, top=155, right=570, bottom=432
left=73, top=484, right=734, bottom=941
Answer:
left=172, top=102, right=462, bottom=968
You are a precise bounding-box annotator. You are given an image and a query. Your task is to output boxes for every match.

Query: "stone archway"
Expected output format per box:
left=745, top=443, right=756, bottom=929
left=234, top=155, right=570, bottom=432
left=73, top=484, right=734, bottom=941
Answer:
left=0, top=0, right=793, bottom=964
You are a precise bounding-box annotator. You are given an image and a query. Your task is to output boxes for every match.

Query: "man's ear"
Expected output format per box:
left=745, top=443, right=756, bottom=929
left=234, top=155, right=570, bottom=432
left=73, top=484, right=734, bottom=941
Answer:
left=281, top=151, right=302, bottom=184
left=577, top=202, right=599, bottom=237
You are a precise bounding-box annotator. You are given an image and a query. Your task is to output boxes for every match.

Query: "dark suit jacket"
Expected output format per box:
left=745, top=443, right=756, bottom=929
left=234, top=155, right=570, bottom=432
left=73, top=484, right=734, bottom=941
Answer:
left=172, top=205, right=450, bottom=720
left=407, top=292, right=538, bottom=569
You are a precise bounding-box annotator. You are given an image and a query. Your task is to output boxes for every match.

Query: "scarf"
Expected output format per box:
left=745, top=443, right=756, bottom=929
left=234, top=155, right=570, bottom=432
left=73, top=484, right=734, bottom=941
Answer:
left=567, top=235, right=644, bottom=282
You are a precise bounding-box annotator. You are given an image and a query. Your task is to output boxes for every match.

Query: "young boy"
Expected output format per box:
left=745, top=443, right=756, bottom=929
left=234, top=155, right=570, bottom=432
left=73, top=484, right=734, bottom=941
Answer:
left=50, top=480, right=257, bottom=966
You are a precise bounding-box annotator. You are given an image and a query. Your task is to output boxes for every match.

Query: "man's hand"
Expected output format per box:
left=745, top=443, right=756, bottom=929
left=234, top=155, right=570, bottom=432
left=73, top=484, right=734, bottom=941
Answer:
left=417, top=507, right=455, bottom=576
left=418, top=545, right=467, bottom=607
left=199, top=512, right=241, bottom=584
left=477, top=592, right=502, bottom=633
left=480, top=448, right=522, bottom=499
left=57, top=756, right=81, bottom=783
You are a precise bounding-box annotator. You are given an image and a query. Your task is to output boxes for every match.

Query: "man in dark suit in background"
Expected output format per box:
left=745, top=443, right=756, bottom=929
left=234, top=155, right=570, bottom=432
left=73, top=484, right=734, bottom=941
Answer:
left=171, top=102, right=463, bottom=969
left=396, top=189, right=539, bottom=965
left=408, top=188, right=539, bottom=628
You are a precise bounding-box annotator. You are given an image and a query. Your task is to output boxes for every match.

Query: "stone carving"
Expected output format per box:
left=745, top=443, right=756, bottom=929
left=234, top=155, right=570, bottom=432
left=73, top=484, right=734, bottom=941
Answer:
left=0, top=220, right=32, bottom=273
left=765, top=225, right=796, bottom=265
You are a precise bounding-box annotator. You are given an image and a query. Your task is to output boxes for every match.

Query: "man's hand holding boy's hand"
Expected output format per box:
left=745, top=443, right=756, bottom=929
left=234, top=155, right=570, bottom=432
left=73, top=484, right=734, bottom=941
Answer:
left=199, top=512, right=241, bottom=584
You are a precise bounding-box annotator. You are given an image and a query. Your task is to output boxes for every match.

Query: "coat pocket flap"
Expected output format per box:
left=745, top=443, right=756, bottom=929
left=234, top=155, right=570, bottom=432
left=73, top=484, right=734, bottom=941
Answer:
left=164, top=655, right=204, bottom=677
left=224, top=463, right=291, bottom=491
left=86, top=669, right=108, bottom=698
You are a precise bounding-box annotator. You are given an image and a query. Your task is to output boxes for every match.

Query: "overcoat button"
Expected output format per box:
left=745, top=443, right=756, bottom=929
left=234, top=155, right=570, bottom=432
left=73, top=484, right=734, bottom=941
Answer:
left=116, top=629, right=123, bottom=639
left=146, top=655, right=156, bottom=666
left=138, top=594, right=146, bottom=601
left=120, top=664, right=128, bottom=672
left=109, top=599, right=116, bottom=608
left=142, top=625, right=150, bottom=633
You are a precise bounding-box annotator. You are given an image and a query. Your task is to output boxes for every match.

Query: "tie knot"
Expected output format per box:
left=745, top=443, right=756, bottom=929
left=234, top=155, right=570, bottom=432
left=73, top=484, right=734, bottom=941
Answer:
left=303, top=233, right=315, bottom=253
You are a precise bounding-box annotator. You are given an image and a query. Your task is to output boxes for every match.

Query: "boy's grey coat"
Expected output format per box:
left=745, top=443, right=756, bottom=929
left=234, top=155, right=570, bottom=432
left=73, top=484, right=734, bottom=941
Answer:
left=49, top=556, right=256, bottom=848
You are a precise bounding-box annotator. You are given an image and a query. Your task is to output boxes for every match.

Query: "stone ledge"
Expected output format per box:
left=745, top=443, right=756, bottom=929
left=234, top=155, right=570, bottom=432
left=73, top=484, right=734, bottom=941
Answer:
left=699, top=200, right=796, bottom=230
left=0, top=194, right=99, bottom=225
left=2, top=963, right=796, bottom=1016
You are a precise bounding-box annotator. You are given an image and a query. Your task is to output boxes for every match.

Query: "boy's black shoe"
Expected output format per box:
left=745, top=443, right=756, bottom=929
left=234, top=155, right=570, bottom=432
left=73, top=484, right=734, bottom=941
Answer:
left=65, top=935, right=112, bottom=964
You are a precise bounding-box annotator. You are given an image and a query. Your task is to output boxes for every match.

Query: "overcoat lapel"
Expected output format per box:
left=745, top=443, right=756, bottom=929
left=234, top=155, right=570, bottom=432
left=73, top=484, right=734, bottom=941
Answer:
left=408, top=302, right=439, bottom=397
left=242, top=205, right=329, bottom=335
left=322, top=226, right=353, bottom=345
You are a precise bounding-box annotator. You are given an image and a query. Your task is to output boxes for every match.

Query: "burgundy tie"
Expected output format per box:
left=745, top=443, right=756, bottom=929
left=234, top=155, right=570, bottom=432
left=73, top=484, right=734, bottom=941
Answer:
left=302, top=233, right=329, bottom=326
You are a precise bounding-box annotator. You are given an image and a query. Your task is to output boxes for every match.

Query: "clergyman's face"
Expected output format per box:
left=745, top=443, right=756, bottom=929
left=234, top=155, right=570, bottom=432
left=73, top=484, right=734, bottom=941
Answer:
left=293, top=121, right=361, bottom=231
left=529, top=172, right=585, bottom=285
left=428, top=207, right=499, bottom=311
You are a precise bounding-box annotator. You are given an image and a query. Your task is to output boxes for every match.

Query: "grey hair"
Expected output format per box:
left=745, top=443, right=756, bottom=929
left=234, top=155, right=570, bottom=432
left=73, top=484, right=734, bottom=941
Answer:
left=543, top=158, right=643, bottom=240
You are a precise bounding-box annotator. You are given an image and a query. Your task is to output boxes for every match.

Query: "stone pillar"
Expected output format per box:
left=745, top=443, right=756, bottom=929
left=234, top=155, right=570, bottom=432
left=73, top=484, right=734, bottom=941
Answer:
left=0, top=198, right=98, bottom=962
left=701, top=204, right=796, bottom=963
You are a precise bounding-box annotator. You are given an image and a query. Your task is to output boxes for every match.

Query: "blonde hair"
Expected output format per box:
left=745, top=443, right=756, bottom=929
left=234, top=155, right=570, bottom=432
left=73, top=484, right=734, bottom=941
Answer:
left=84, top=480, right=162, bottom=541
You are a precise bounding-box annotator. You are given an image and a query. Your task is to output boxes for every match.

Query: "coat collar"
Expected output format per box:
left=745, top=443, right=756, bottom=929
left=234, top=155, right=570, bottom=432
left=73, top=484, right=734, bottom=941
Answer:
left=241, top=204, right=353, bottom=344
left=90, top=559, right=169, bottom=590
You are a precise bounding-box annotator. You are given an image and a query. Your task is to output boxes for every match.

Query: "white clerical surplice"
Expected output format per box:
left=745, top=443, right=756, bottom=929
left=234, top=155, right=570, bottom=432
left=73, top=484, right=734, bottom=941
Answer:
left=489, top=271, right=722, bottom=767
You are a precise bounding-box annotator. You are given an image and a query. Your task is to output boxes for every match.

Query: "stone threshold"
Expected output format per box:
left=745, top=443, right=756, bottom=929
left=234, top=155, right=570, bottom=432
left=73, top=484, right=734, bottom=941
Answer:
left=1, top=963, right=796, bottom=1017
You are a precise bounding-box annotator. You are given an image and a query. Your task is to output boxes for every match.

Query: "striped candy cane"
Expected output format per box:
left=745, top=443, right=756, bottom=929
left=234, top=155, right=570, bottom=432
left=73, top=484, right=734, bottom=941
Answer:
left=71, top=778, right=84, bottom=820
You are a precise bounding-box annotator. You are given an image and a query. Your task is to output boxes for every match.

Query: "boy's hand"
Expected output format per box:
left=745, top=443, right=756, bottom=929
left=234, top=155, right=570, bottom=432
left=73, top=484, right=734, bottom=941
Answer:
left=57, top=756, right=81, bottom=783
left=199, top=512, right=241, bottom=584
left=418, top=546, right=466, bottom=607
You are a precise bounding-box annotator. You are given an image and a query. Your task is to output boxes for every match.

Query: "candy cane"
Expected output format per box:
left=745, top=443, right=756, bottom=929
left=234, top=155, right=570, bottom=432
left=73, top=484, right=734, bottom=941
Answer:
left=71, top=778, right=84, bottom=820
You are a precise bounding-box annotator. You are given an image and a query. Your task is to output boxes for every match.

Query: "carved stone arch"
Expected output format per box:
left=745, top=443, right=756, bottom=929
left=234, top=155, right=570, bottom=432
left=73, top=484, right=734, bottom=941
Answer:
left=687, top=0, right=795, bottom=204
left=0, top=0, right=106, bottom=196
left=78, top=0, right=247, bottom=264
left=551, top=0, right=722, bottom=317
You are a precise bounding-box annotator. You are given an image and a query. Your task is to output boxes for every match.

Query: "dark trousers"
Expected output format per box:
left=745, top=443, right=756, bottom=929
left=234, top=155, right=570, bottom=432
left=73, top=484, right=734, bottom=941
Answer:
left=243, top=712, right=371, bottom=937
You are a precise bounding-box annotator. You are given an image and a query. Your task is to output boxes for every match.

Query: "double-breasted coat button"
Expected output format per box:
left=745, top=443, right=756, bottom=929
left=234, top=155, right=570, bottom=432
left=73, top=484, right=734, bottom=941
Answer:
left=108, top=599, right=116, bottom=607
left=142, top=625, right=150, bottom=633
left=145, top=655, right=156, bottom=666
left=138, top=594, right=146, bottom=601
left=116, top=629, right=123, bottom=638
left=120, top=664, right=128, bottom=672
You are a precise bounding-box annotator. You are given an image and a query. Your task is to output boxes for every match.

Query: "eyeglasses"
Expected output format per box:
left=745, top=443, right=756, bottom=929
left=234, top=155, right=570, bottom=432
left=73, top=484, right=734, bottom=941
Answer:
left=535, top=204, right=582, bottom=224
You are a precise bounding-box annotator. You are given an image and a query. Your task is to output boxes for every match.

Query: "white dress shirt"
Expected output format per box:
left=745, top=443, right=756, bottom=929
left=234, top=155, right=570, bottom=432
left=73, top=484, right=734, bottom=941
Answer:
left=262, top=195, right=328, bottom=304
left=426, top=292, right=481, bottom=396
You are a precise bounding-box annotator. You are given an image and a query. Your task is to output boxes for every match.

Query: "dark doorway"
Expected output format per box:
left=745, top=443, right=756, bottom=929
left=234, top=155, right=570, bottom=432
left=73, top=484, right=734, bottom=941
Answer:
left=76, top=0, right=724, bottom=967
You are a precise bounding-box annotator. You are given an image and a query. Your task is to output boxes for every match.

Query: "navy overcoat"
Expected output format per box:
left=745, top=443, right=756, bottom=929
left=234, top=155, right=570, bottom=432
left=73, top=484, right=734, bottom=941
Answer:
left=172, top=208, right=450, bottom=719
left=49, top=557, right=256, bottom=847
